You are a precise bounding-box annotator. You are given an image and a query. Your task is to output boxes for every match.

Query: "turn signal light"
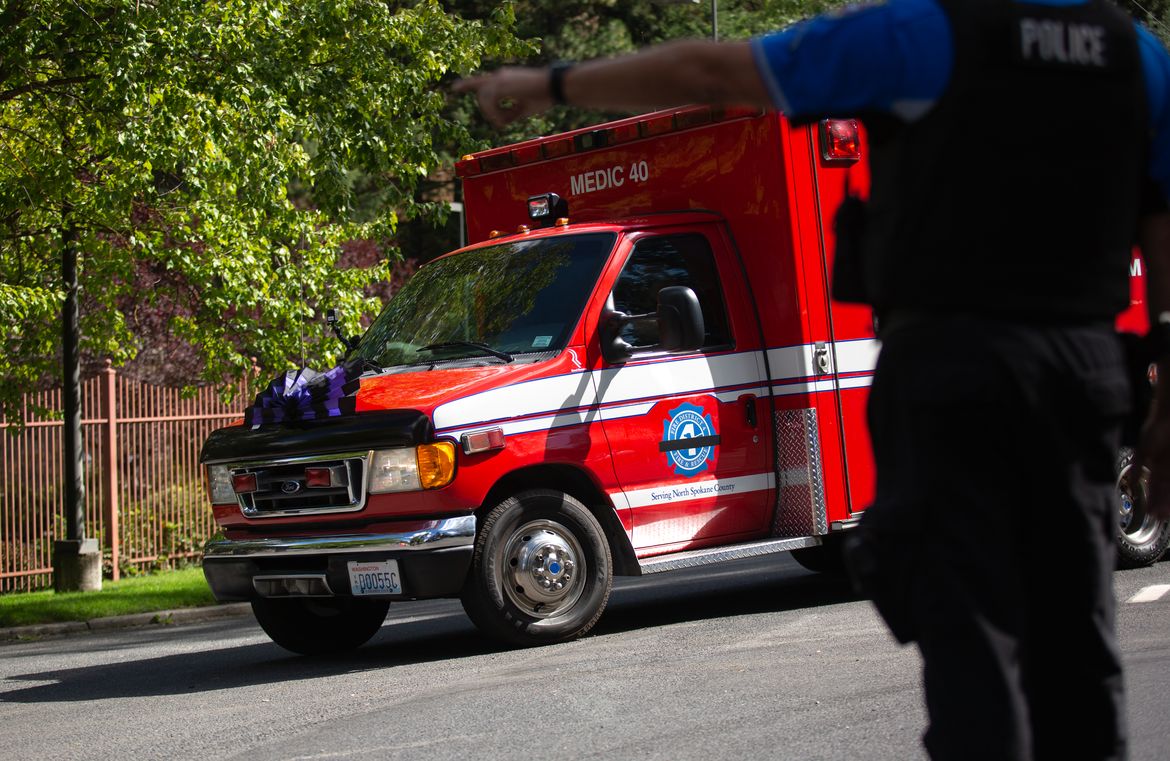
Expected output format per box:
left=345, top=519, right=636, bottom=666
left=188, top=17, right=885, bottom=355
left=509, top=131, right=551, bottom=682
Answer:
left=417, top=442, right=456, bottom=489
left=231, top=473, right=258, bottom=494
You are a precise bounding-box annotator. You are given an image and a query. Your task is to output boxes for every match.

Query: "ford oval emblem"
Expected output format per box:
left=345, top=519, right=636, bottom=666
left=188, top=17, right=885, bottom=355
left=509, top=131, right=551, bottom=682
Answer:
left=281, top=480, right=302, bottom=494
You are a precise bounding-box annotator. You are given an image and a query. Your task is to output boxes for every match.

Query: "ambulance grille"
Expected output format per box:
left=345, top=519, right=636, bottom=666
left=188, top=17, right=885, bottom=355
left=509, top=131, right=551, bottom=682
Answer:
left=233, top=455, right=366, bottom=518
left=772, top=408, right=829, bottom=537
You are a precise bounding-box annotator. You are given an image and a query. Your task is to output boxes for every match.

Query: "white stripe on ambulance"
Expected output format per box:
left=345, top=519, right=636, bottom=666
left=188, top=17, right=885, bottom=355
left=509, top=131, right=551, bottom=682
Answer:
left=609, top=472, right=775, bottom=510
left=433, top=339, right=881, bottom=434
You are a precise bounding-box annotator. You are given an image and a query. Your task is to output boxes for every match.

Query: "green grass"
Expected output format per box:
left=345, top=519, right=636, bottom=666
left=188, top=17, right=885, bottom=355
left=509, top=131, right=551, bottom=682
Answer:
left=0, top=567, right=217, bottom=628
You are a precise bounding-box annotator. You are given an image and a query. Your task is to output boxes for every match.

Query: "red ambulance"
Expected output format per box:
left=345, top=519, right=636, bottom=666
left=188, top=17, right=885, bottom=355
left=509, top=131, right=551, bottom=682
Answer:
left=200, top=106, right=1163, bottom=655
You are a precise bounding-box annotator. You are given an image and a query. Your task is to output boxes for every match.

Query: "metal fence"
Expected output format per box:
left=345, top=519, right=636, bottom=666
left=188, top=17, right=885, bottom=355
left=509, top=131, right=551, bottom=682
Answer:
left=1, top=363, right=247, bottom=592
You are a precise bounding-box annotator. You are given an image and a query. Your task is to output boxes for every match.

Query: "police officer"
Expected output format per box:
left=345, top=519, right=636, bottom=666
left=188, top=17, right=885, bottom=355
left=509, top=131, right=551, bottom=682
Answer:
left=456, top=2, right=1170, bottom=759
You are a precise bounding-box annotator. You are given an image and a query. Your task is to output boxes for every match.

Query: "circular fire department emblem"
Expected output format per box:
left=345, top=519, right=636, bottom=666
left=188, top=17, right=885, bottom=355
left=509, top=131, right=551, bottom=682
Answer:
left=662, top=402, right=716, bottom=477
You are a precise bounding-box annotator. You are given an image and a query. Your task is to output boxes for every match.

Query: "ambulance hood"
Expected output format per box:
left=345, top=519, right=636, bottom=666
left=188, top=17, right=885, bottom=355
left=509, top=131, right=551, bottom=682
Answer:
left=355, top=353, right=586, bottom=433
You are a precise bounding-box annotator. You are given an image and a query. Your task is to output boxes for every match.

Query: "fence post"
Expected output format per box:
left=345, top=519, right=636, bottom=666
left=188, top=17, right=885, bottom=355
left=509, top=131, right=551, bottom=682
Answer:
left=101, top=359, right=120, bottom=581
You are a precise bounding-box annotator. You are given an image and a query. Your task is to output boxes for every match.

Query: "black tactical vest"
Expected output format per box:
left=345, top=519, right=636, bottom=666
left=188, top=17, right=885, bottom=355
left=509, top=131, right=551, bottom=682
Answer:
left=839, top=0, right=1147, bottom=321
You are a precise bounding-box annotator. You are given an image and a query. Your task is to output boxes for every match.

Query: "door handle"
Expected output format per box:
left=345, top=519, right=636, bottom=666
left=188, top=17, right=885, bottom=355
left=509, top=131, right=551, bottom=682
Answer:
left=740, top=394, right=757, bottom=428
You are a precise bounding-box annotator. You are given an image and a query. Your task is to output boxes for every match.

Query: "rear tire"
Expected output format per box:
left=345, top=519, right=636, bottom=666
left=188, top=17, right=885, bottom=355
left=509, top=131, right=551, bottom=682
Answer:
left=1116, top=447, right=1170, bottom=569
left=461, top=489, right=613, bottom=646
left=251, top=597, right=390, bottom=655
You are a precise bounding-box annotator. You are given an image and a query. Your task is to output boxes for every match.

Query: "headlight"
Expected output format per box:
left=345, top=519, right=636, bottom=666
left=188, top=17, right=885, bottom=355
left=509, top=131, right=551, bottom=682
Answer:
left=368, top=443, right=456, bottom=493
left=206, top=465, right=236, bottom=504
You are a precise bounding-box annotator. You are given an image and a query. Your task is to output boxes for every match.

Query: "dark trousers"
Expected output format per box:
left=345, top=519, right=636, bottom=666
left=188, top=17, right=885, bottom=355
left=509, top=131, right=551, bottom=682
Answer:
left=861, top=315, right=1129, bottom=761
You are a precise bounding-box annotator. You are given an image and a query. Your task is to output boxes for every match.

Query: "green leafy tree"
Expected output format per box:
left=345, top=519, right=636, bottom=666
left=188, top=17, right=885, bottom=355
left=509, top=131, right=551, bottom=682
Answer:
left=0, top=0, right=532, bottom=419
left=1127, top=0, right=1170, bottom=45
left=443, top=0, right=848, bottom=145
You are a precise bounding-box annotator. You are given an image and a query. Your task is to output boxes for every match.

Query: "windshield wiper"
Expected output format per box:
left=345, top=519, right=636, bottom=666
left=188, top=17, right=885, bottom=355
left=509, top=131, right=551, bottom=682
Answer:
left=420, top=341, right=514, bottom=363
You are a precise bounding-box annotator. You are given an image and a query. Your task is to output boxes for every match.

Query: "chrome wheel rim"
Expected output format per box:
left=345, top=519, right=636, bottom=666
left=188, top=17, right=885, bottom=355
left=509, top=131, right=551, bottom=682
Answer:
left=499, top=519, right=586, bottom=619
left=1118, top=461, right=1160, bottom=545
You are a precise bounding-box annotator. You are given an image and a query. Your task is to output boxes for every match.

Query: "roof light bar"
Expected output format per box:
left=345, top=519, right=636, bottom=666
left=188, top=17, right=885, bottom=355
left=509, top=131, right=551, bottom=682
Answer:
left=453, top=106, right=769, bottom=178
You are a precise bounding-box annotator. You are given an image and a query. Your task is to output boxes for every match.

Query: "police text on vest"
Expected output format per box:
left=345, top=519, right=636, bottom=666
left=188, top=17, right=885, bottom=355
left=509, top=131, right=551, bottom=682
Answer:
left=1019, top=19, right=1107, bottom=67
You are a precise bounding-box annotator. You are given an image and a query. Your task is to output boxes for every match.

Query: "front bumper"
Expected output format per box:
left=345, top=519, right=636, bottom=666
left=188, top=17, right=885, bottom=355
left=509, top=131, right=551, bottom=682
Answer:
left=202, top=515, right=476, bottom=602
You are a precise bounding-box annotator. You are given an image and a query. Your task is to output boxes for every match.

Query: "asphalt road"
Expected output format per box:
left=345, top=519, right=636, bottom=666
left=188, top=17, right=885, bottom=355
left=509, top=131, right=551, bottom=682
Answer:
left=1, top=555, right=1167, bottom=761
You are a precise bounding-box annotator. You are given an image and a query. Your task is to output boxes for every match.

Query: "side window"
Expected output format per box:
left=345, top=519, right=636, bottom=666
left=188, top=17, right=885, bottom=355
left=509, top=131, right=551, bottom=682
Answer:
left=611, top=234, right=732, bottom=351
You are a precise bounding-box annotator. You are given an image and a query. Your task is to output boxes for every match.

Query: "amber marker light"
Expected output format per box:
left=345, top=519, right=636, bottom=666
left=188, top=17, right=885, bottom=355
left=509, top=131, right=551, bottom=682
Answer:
left=417, top=442, right=457, bottom=489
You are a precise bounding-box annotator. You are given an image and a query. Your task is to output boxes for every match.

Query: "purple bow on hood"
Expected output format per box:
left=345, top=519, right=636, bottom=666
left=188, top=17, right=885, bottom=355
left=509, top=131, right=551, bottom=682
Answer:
left=247, top=359, right=363, bottom=427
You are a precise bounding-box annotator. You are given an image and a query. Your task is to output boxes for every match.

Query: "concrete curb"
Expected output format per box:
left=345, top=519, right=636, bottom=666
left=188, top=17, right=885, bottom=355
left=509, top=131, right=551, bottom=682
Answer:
left=0, top=602, right=252, bottom=643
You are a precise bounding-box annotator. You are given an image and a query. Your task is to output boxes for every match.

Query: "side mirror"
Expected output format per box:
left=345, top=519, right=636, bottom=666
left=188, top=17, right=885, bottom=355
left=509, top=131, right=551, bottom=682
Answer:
left=655, top=286, right=704, bottom=353
left=600, top=286, right=705, bottom=363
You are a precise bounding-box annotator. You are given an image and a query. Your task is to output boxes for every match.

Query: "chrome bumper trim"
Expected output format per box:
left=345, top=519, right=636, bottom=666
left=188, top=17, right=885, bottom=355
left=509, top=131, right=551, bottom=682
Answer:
left=203, top=515, right=477, bottom=559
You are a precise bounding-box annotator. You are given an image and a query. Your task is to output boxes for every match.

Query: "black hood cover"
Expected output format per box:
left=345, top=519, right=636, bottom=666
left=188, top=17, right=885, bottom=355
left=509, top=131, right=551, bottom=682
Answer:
left=200, top=409, right=433, bottom=464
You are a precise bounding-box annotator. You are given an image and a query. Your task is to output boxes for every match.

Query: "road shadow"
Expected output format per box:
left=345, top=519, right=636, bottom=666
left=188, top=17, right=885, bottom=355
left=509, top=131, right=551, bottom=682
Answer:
left=599, top=560, right=860, bottom=636
left=0, top=558, right=860, bottom=704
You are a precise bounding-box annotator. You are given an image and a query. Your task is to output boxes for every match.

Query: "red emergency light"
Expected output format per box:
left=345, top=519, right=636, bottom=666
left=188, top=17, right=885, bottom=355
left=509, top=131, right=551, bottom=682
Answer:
left=304, top=467, right=332, bottom=488
left=231, top=472, right=258, bottom=494
left=639, top=113, right=675, bottom=138
left=542, top=136, right=574, bottom=160
left=819, top=119, right=861, bottom=164
left=511, top=143, right=543, bottom=166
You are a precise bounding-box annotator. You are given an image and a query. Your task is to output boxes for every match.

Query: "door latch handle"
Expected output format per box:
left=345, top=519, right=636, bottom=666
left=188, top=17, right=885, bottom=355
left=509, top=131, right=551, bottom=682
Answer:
left=814, top=342, right=831, bottom=375
left=740, top=394, right=757, bottom=428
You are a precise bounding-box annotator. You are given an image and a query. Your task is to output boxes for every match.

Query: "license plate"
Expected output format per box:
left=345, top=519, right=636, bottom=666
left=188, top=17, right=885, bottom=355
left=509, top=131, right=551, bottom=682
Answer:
left=347, top=560, right=402, bottom=596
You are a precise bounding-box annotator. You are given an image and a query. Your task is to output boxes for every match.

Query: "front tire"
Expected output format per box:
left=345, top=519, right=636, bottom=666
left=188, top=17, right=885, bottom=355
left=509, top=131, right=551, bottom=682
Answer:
left=251, top=597, right=390, bottom=655
left=1116, top=447, right=1170, bottom=568
left=461, top=489, right=613, bottom=646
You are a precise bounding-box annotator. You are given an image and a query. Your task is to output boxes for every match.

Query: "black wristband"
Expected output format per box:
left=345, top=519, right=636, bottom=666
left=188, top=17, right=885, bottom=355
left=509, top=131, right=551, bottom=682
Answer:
left=549, top=62, right=573, bottom=105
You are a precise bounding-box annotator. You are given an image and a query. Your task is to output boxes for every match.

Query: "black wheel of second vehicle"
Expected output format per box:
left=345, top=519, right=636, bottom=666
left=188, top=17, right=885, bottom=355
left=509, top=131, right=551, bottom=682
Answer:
left=251, top=597, right=390, bottom=655
left=1116, top=447, right=1170, bottom=568
left=461, top=489, right=613, bottom=647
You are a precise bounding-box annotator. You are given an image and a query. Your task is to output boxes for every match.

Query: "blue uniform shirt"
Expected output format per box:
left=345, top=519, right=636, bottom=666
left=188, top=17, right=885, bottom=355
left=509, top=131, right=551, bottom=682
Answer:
left=751, top=0, right=1170, bottom=205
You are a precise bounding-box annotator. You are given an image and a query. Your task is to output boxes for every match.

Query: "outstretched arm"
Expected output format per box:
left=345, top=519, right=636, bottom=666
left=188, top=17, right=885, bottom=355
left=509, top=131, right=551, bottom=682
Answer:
left=453, top=40, right=771, bottom=127
left=1137, top=210, right=1170, bottom=519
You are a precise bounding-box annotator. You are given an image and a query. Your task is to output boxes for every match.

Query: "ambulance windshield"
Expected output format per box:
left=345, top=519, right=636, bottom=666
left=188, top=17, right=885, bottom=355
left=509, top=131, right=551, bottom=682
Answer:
left=353, top=233, right=616, bottom=368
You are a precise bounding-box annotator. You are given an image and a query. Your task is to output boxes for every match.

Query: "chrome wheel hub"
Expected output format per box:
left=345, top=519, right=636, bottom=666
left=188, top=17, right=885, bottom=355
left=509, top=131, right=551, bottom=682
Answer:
left=501, top=519, right=586, bottom=618
left=1118, top=462, right=1158, bottom=543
